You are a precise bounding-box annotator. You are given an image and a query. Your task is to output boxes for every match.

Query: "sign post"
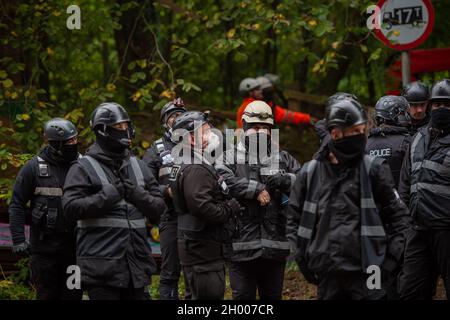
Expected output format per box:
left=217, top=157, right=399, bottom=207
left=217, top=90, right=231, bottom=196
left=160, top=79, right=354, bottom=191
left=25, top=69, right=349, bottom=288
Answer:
left=374, top=0, right=435, bottom=86
left=401, top=51, right=411, bottom=86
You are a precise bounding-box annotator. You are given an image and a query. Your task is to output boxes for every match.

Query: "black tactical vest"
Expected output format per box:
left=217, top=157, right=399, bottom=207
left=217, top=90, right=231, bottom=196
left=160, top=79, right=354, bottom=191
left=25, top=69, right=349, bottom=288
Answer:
left=30, top=156, right=67, bottom=240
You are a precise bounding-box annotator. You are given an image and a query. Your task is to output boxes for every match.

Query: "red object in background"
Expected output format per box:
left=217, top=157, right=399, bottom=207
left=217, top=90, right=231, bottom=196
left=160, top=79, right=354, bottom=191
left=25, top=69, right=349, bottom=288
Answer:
left=386, top=48, right=450, bottom=95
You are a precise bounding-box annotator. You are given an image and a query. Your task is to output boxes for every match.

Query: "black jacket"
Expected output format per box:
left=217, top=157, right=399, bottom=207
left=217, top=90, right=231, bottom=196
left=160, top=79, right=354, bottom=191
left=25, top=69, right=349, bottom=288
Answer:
left=62, top=143, right=166, bottom=288
left=288, top=146, right=410, bottom=274
left=9, top=146, right=76, bottom=253
left=171, top=153, right=237, bottom=266
left=366, top=126, right=411, bottom=188
left=142, top=133, right=177, bottom=222
left=409, top=114, right=430, bottom=136
left=398, top=126, right=450, bottom=229
left=216, top=142, right=301, bottom=262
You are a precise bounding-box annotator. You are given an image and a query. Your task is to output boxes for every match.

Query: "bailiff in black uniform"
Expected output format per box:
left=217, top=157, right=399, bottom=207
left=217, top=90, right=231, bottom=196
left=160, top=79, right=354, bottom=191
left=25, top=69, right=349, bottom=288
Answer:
left=9, top=118, right=82, bottom=300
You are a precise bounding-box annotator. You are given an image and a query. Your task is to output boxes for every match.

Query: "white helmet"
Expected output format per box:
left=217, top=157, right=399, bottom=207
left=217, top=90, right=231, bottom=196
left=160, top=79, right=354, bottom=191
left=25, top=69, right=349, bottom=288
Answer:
left=239, top=78, right=260, bottom=95
left=256, top=76, right=273, bottom=90
left=242, top=100, right=274, bottom=126
left=264, top=73, right=280, bottom=86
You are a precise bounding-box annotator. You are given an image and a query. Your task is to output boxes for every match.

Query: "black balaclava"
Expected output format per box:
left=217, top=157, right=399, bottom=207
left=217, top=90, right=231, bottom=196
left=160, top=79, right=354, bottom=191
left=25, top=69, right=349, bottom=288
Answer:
left=328, top=133, right=367, bottom=167
left=430, top=107, right=450, bottom=134
left=49, top=141, right=79, bottom=163
left=96, top=126, right=131, bottom=154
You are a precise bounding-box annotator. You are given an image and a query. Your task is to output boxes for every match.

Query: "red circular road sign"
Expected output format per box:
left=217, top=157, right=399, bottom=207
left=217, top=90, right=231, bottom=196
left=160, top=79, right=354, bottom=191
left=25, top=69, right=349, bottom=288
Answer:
left=374, top=0, right=435, bottom=51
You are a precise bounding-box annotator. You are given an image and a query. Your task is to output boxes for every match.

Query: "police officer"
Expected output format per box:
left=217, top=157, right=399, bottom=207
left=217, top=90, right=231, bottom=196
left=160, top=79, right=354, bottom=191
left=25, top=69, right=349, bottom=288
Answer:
left=142, top=98, right=189, bottom=300
left=366, top=95, right=411, bottom=188
left=402, top=81, right=430, bottom=135
left=62, top=102, right=166, bottom=300
left=216, top=100, right=301, bottom=300
left=288, top=99, right=409, bottom=300
left=314, top=92, right=359, bottom=148
left=169, top=111, right=242, bottom=300
left=398, top=79, right=450, bottom=300
left=9, top=118, right=82, bottom=300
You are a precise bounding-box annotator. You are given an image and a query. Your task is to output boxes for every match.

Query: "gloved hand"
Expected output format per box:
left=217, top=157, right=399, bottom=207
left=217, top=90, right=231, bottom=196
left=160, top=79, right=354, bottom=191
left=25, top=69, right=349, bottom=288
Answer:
left=266, top=173, right=291, bottom=192
left=112, top=179, right=125, bottom=199
left=12, top=242, right=30, bottom=258
left=226, top=198, right=242, bottom=216
left=297, top=258, right=318, bottom=285
left=123, top=179, right=147, bottom=205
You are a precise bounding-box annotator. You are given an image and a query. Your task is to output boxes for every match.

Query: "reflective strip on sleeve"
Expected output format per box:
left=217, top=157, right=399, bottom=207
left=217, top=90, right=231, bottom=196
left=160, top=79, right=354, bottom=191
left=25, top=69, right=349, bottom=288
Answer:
left=297, top=226, right=313, bottom=239
left=158, top=167, right=172, bottom=178
left=410, top=182, right=450, bottom=195
left=302, top=201, right=317, bottom=214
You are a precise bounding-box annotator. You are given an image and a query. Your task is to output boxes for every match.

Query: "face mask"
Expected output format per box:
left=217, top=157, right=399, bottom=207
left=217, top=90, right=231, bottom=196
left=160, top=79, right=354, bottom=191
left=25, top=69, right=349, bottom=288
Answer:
left=97, top=126, right=131, bottom=154
left=430, top=108, right=450, bottom=133
left=328, top=134, right=367, bottom=166
left=244, top=131, right=271, bottom=161
left=60, top=144, right=79, bottom=162
left=49, top=141, right=79, bottom=163
left=204, top=132, right=221, bottom=155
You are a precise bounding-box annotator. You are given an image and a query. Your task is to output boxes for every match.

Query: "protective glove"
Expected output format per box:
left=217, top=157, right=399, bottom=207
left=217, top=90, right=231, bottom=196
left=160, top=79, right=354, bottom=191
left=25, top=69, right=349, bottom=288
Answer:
left=296, top=257, right=318, bottom=285
left=226, top=198, right=243, bottom=216
left=123, top=179, right=147, bottom=205
left=266, top=173, right=291, bottom=192
left=12, top=242, right=30, bottom=258
left=108, top=179, right=125, bottom=200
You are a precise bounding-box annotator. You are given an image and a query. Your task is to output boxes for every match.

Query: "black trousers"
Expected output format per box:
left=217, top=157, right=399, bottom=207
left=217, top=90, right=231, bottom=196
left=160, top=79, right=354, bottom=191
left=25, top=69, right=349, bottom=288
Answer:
left=182, top=260, right=225, bottom=300
left=30, top=252, right=82, bottom=300
left=317, top=272, right=372, bottom=300
left=87, top=286, right=146, bottom=300
left=229, top=258, right=286, bottom=300
left=399, top=228, right=450, bottom=300
left=159, top=221, right=191, bottom=300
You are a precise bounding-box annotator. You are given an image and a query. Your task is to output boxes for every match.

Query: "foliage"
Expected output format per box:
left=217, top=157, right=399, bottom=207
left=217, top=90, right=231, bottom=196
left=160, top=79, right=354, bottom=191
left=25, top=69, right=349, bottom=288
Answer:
left=0, top=0, right=449, bottom=199
left=0, top=259, right=36, bottom=300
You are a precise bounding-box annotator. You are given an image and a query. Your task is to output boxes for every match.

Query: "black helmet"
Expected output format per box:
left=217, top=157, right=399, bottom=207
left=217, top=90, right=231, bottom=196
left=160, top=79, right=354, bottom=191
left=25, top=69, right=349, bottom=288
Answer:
left=171, top=111, right=209, bottom=133
left=429, top=79, right=450, bottom=101
left=374, top=95, right=410, bottom=126
left=402, top=82, right=429, bottom=104
left=90, top=102, right=130, bottom=130
left=326, top=99, right=367, bottom=131
left=160, top=98, right=187, bottom=127
left=44, top=118, right=78, bottom=141
left=327, top=92, right=358, bottom=107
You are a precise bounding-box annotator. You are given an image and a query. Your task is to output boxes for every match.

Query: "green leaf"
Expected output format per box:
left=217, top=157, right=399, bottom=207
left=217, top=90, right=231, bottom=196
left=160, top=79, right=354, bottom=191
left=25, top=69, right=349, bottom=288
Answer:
left=234, top=52, right=247, bottom=63
left=368, top=48, right=382, bottom=63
